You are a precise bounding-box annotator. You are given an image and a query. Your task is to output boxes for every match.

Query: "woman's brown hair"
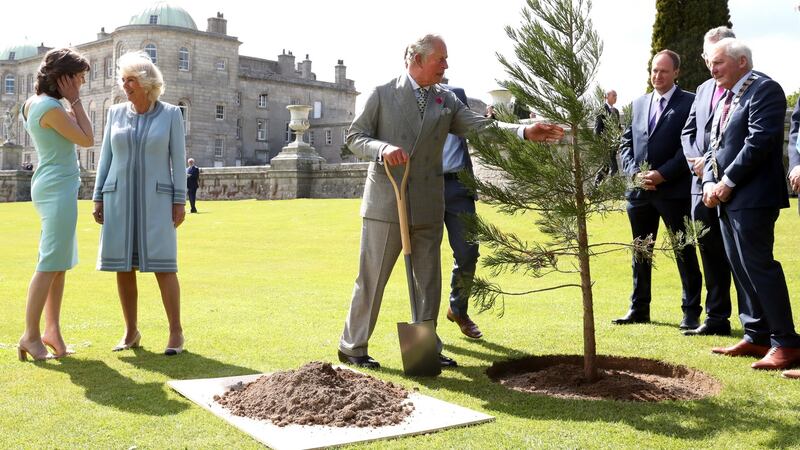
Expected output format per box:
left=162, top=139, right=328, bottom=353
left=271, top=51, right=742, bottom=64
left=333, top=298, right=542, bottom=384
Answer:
left=34, top=48, right=90, bottom=99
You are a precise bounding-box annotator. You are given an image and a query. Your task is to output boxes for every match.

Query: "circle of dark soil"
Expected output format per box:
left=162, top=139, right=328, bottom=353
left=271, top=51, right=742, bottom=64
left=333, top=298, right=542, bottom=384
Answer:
left=486, top=355, right=721, bottom=402
left=215, top=362, right=414, bottom=427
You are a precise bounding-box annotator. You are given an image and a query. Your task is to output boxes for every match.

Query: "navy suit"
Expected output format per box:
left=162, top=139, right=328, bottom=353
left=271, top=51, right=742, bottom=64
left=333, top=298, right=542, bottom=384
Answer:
left=703, top=73, right=799, bottom=348
left=788, top=96, right=800, bottom=213
left=680, top=79, right=733, bottom=327
left=595, top=103, right=621, bottom=180
left=186, top=165, right=200, bottom=213
left=440, top=85, right=479, bottom=317
left=619, top=87, right=702, bottom=317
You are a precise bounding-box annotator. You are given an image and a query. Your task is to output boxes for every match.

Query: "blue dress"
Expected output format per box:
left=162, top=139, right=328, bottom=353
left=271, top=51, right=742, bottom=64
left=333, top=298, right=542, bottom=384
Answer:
left=23, top=95, right=80, bottom=271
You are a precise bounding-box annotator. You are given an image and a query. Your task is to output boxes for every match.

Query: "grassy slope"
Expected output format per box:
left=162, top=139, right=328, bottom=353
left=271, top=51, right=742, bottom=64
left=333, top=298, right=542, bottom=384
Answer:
left=1, top=198, right=799, bottom=449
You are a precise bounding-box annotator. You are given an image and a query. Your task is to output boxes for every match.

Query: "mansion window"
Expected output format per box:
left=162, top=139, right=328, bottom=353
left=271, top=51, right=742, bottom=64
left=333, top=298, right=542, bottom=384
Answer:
left=325, top=129, right=332, bottom=145
left=178, top=47, right=189, bottom=71
left=5, top=75, right=15, bottom=94
left=236, top=118, right=242, bottom=140
left=215, top=105, right=225, bottom=120
left=258, top=94, right=268, bottom=108
left=104, top=57, right=113, bottom=78
left=92, top=61, right=99, bottom=80
left=144, top=44, right=157, bottom=65
left=285, top=122, right=292, bottom=143
left=307, top=131, right=315, bottom=145
left=235, top=91, right=241, bottom=106
left=149, top=15, right=158, bottom=24
left=26, top=75, right=33, bottom=93
left=214, top=137, right=224, bottom=158
left=313, top=101, right=322, bottom=119
left=8, top=52, right=15, bottom=60
left=257, top=119, right=267, bottom=141
left=215, top=58, right=226, bottom=71
left=178, top=102, right=190, bottom=134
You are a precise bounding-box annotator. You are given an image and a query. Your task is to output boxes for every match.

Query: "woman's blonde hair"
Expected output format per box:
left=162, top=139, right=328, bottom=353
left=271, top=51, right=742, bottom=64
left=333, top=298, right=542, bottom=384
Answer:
left=117, top=51, right=165, bottom=103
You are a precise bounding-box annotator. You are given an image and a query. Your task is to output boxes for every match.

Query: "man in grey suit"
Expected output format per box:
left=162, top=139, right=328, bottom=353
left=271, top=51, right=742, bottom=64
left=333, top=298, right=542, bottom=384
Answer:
left=338, top=34, right=563, bottom=368
left=679, top=26, right=737, bottom=337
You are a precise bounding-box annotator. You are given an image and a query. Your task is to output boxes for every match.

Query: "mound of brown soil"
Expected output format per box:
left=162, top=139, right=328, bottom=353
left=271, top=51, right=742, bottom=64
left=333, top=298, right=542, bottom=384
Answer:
left=487, top=355, right=721, bottom=402
left=215, top=362, right=414, bottom=427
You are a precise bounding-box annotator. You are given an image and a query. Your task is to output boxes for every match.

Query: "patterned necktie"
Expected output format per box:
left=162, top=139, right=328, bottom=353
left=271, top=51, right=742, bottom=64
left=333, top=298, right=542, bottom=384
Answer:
left=719, top=90, right=734, bottom=127
left=648, top=96, right=666, bottom=133
left=710, top=86, right=726, bottom=113
left=416, top=87, right=429, bottom=116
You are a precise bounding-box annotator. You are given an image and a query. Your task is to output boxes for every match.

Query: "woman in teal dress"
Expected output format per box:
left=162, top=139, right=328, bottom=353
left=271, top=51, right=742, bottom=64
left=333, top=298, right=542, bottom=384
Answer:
left=92, top=51, right=187, bottom=356
left=18, top=48, right=93, bottom=361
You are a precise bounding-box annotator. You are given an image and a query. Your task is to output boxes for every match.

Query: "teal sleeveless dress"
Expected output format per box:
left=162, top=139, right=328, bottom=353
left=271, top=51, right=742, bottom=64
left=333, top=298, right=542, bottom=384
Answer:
left=23, top=95, right=80, bottom=271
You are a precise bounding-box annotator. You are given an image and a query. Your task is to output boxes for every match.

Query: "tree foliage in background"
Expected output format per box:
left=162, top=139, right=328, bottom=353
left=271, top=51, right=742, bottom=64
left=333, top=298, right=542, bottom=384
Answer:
left=787, top=89, right=800, bottom=109
left=462, top=0, right=704, bottom=382
left=649, top=0, right=731, bottom=92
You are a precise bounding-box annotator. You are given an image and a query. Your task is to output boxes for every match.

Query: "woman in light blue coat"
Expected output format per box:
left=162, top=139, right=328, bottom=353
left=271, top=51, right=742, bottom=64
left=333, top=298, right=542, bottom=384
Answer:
left=92, top=51, right=187, bottom=355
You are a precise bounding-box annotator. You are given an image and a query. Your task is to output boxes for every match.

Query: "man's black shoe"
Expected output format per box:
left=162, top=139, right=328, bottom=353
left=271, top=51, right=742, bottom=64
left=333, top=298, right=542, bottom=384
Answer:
left=683, top=322, right=732, bottom=336
left=337, top=350, right=380, bottom=369
left=611, top=310, right=650, bottom=325
left=439, top=353, right=458, bottom=368
left=679, top=315, right=701, bottom=330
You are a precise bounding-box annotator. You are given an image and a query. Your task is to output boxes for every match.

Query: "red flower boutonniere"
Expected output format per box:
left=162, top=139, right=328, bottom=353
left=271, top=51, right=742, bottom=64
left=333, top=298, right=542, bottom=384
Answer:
left=435, top=97, right=443, bottom=105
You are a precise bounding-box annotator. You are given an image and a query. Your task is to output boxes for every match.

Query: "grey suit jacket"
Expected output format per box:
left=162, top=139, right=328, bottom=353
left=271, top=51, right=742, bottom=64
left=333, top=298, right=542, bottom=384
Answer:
left=347, top=74, right=521, bottom=225
left=681, top=78, right=717, bottom=196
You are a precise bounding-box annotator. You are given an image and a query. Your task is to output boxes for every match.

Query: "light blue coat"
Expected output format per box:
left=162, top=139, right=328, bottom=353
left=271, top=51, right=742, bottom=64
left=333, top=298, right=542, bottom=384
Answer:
left=93, top=101, right=186, bottom=272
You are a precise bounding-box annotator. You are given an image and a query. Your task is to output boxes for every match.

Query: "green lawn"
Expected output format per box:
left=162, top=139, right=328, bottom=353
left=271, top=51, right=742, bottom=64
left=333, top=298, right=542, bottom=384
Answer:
left=2, top=198, right=800, bottom=449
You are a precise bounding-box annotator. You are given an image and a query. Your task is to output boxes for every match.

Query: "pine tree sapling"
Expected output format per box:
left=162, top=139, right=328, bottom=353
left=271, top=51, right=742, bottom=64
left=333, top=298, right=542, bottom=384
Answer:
left=462, top=0, right=705, bottom=382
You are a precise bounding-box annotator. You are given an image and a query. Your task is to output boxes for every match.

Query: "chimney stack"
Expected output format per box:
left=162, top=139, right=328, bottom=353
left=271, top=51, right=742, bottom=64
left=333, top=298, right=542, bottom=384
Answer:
left=207, top=12, right=227, bottom=34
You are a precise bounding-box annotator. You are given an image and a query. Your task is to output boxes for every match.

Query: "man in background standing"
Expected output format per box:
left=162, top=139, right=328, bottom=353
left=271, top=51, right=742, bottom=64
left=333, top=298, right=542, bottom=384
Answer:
left=679, top=26, right=737, bottom=337
left=594, top=89, right=621, bottom=185
left=614, top=50, right=702, bottom=330
left=441, top=84, right=482, bottom=339
left=186, top=158, right=200, bottom=213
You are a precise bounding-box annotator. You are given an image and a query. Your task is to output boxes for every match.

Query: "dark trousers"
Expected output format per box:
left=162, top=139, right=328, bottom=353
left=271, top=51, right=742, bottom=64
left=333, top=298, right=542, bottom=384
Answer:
left=626, top=197, right=702, bottom=316
left=187, top=187, right=198, bottom=212
left=594, top=149, right=619, bottom=185
left=691, top=195, right=732, bottom=325
left=444, top=177, right=479, bottom=317
left=718, top=207, right=800, bottom=347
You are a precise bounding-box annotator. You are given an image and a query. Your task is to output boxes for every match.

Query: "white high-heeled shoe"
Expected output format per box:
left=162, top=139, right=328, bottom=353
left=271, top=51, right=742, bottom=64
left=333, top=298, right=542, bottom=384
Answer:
left=112, top=330, right=141, bottom=352
left=164, top=335, right=184, bottom=356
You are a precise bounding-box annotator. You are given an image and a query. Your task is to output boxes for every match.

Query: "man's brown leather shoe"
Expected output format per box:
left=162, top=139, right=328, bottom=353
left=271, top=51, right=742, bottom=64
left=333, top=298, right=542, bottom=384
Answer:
left=751, top=347, right=800, bottom=370
left=446, top=308, right=483, bottom=339
left=782, top=369, right=800, bottom=379
left=711, top=339, right=770, bottom=358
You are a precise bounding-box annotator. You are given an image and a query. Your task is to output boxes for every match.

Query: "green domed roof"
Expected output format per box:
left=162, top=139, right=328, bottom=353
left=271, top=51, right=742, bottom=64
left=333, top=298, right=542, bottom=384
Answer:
left=0, top=43, right=38, bottom=61
left=129, top=2, right=197, bottom=30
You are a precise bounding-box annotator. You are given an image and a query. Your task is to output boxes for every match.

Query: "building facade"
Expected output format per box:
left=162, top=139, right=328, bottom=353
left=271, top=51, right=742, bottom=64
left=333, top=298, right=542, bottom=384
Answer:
left=0, top=3, right=358, bottom=169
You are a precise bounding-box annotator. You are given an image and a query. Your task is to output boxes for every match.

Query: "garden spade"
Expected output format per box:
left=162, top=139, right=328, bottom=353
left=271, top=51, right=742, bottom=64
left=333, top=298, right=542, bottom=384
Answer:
left=384, top=161, right=441, bottom=377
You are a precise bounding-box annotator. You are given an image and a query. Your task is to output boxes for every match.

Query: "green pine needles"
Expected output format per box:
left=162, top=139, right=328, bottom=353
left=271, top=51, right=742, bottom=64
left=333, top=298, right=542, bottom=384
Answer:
left=462, top=0, right=705, bottom=381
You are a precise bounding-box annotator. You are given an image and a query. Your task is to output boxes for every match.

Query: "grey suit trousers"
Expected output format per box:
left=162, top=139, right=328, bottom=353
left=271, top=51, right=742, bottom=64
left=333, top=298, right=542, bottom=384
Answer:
left=339, top=217, right=444, bottom=357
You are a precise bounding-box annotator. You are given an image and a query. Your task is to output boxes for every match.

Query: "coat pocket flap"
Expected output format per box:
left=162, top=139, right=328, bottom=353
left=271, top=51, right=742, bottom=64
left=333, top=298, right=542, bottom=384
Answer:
left=156, top=181, right=174, bottom=195
left=101, top=179, right=117, bottom=193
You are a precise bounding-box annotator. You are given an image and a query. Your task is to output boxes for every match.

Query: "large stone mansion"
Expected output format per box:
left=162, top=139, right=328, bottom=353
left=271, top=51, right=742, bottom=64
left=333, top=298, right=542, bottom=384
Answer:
left=0, top=2, right=358, bottom=169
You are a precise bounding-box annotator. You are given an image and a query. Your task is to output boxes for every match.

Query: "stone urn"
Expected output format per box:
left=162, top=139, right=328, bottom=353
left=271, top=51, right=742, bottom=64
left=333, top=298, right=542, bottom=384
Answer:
left=271, top=104, right=324, bottom=169
left=488, top=89, right=513, bottom=107
left=287, top=105, right=312, bottom=148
